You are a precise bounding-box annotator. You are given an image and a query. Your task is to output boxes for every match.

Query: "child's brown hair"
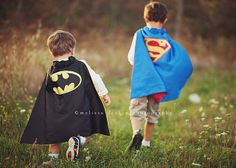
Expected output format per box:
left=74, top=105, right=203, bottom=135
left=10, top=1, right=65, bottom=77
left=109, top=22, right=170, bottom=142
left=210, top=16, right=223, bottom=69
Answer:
left=47, top=30, right=76, bottom=57
left=144, top=1, right=168, bottom=23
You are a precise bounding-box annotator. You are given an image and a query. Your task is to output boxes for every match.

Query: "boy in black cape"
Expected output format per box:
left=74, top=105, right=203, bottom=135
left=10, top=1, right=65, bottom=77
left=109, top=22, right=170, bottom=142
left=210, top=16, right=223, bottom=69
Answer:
left=20, top=30, right=111, bottom=161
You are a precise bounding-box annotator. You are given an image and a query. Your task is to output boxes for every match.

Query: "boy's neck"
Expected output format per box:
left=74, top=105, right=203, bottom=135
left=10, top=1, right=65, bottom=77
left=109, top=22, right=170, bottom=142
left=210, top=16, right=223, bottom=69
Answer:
left=146, top=22, right=164, bottom=29
left=53, top=53, right=73, bottom=61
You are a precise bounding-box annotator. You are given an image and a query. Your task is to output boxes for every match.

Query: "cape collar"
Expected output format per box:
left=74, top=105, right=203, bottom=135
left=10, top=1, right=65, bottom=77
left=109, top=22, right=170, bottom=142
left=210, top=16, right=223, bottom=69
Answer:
left=143, top=26, right=166, bottom=36
left=52, top=56, right=75, bottom=68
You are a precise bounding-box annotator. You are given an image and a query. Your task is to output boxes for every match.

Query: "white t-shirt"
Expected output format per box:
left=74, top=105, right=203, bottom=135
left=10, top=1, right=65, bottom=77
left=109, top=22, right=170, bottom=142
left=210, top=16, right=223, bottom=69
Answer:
left=128, top=33, right=137, bottom=66
left=80, top=60, right=108, bottom=96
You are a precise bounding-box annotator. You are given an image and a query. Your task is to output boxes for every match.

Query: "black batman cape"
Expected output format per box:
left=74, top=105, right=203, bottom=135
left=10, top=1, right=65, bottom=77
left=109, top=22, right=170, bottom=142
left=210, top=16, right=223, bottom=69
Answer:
left=20, top=56, right=110, bottom=144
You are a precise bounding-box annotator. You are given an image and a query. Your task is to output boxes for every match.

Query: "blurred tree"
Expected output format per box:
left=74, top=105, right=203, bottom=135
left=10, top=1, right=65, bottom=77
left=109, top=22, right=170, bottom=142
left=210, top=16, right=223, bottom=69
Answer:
left=174, top=0, right=183, bottom=38
left=200, top=0, right=236, bottom=37
left=0, top=0, right=235, bottom=37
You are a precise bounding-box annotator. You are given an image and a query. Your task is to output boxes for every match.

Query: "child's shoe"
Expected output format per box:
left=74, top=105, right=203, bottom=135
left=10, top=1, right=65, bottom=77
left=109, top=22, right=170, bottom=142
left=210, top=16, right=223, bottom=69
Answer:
left=141, top=139, right=151, bottom=148
left=66, top=136, right=80, bottom=161
left=127, top=130, right=143, bottom=151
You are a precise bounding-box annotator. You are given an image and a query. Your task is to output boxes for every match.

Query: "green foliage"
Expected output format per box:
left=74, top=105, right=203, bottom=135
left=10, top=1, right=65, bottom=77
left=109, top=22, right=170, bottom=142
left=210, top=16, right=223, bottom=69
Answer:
left=0, top=70, right=235, bottom=167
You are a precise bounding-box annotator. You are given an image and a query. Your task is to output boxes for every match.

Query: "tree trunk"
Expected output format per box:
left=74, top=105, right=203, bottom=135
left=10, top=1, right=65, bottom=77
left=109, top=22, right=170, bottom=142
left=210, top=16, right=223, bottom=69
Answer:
left=175, top=0, right=183, bottom=38
left=15, top=0, right=23, bottom=16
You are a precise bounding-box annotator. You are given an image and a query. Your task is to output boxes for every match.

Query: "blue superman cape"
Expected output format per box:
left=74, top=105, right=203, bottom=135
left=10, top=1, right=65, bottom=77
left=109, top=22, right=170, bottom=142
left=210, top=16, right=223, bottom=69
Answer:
left=131, top=27, right=193, bottom=102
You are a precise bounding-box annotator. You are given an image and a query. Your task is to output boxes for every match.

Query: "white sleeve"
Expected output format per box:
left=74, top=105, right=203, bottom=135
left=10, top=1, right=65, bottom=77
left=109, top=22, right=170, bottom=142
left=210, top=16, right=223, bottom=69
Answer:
left=128, top=33, right=137, bottom=66
left=80, top=60, right=108, bottom=96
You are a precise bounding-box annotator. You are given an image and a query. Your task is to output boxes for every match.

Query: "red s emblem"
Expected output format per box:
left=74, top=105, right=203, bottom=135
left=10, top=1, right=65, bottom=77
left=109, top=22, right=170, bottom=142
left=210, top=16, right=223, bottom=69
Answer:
left=145, top=38, right=171, bottom=62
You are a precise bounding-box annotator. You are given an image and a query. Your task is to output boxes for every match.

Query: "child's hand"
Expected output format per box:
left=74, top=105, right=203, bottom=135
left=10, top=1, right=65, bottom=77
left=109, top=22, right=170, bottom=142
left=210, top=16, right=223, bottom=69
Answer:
left=102, top=94, right=111, bottom=106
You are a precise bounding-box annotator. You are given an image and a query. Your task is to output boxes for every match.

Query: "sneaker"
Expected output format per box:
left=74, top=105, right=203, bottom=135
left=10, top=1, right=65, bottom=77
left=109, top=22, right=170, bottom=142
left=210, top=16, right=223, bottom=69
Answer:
left=127, top=130, right=143, bottom=151
left=66, top=136, right=80, bottom=161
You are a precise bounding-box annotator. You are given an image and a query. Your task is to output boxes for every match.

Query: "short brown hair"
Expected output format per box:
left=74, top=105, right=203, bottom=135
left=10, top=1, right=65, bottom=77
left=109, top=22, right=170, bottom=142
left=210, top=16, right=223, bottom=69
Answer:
left=47, top=30, right=76, bottom=57
left=144, top=1, right=168, bottom=23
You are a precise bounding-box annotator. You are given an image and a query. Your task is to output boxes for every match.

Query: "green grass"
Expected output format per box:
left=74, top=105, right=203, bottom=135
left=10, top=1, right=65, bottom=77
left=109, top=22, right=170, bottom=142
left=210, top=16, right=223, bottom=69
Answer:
left=0, top=69, right=235, bottom=168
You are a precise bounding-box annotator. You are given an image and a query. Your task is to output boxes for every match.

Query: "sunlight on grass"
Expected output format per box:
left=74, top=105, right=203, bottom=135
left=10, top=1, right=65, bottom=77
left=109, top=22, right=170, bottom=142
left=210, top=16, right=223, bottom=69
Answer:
left=0, top=69, right=235, bottom=167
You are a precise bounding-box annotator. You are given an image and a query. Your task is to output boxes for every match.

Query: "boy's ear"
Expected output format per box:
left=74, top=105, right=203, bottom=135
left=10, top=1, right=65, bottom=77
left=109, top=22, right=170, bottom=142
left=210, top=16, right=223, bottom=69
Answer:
left=70, top=48, right=76, bottom=55
left=49, top=50, right=54, bottom=57
left=144, top=16, right=149, bottom=23
left=164, top=18, right=168, bottom=24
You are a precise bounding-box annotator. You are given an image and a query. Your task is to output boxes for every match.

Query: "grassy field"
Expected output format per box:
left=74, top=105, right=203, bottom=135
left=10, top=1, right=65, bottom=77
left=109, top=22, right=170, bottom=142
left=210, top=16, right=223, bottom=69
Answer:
left=0, top=68, right=235, bottom=168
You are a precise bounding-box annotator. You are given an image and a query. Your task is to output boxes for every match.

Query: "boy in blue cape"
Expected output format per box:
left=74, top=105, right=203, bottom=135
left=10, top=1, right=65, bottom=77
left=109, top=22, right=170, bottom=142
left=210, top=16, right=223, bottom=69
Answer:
left=127, top=1, right=193, bottom=151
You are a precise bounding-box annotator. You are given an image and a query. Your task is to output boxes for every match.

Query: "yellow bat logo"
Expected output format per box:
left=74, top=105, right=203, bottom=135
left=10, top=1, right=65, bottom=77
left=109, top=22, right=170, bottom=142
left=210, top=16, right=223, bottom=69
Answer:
left=49, top=70, right=82, bottom=95
left=145, top=38, right=171, bottom=62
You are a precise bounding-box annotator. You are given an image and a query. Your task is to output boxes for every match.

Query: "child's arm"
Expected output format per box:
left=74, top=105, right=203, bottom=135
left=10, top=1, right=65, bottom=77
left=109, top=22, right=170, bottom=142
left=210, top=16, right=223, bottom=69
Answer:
left=128, top=33, right=137, bottom=66
left=80, top=60, right=111, bottom=106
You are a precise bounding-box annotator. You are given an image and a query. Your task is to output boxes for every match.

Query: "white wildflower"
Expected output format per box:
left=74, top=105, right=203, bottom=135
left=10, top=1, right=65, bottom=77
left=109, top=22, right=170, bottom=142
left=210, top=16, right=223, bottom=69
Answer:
left=199, top=106, right=203, bottom=112
left=219, top=106, right=226, bottom=113
left=221, top=131, right=227, bottom=136
left=200, top=131, right=207, bottom=135
left=83, top=148, right=89, bottom=152
left=209, top=99, right=219, bottom=105
left=215, top=133, right=221, bottom=137
left=229, top=104, right=234, bottom=108
left=214, top=116, right=222, bottom=122
left=85, top=156, right=91, bottom=162
left=20, top=109, right=26, bottom=113
left=196, top=147, right=201, bottom=151
left=192, top=163, right=202, bottom=167
left=180, top=109, right=187, bottom=114
left=189, top=94, right=201, bottom=104
left=203, top=124, right=209, bottom=128
left=201, top=112, right=206, bottom=117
